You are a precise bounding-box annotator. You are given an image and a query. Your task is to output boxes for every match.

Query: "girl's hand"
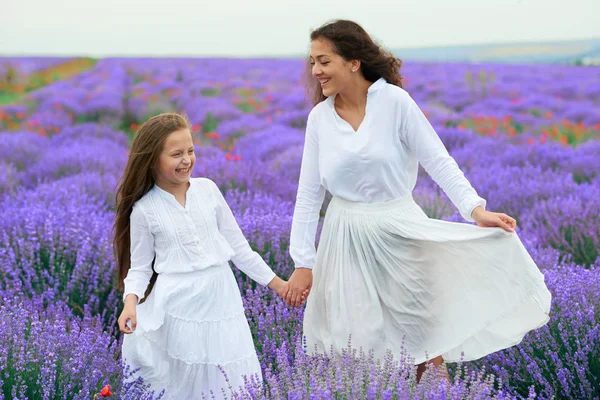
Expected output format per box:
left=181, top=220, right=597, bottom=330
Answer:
left=471, top=206, right=516, bottom=232
left=268, top=277, right=308, bottom=306
left=118, top=295, right=138, bottom=334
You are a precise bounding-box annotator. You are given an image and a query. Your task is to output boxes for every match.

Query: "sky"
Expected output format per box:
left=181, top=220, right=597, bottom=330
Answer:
left=2, top=0, right=599, bottom=57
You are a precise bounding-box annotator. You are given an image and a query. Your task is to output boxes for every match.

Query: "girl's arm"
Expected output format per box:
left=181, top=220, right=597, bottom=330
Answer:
left=401, top=96, right=486, bottom=222
left=122, top=204, right=155, bottom=304
left=211, top=181, right=277, bottom=287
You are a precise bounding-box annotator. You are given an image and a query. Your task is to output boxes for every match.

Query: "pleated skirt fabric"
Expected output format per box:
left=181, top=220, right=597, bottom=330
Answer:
left=122, top=263, right=262, bottom=399
left=303, top=194, right=552, bottom=365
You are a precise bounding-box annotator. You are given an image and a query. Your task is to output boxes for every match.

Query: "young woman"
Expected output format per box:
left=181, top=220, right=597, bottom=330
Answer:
left=285, top=20, right=552, bottom=381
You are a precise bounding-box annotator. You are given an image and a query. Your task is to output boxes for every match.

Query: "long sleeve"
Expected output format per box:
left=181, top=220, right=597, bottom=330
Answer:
left=402, top=97, right=486, bottom=222
left=211, top=181, right=276, bottom=286
left=289, top=110, right=327, bottom=269
left=123, top=204, right=155, bottom=303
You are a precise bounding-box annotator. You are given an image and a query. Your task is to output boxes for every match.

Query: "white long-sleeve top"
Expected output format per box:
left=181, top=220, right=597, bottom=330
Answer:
left=123, top=177, right=276, bottom=302
left=289, top=77, right=486, bottom=269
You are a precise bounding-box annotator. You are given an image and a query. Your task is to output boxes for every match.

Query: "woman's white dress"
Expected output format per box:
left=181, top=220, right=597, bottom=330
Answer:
left=289, top=78, right=551, bottom=364
left=122, top=178, right=276, bottom=399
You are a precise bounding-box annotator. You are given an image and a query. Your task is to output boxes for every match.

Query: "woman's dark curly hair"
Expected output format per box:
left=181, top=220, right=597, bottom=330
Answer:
left=304, top=19, right=403, bottom=106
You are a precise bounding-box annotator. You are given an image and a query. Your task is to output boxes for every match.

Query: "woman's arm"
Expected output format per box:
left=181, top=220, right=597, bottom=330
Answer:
left=401, top=96, right=516, bottom=231
left=287, top=110, right=326, bottom=306
left=401, top=96, right=486, bottom=222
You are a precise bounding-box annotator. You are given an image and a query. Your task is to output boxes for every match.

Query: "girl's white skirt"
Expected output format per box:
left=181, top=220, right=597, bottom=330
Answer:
left=122, top=263, right=261, bottom=399
left=303, top=194, right=552, bottom=365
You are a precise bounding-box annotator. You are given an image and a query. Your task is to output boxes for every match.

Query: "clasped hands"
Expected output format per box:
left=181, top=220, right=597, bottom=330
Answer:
left=268, top=267, right=313, bottom=308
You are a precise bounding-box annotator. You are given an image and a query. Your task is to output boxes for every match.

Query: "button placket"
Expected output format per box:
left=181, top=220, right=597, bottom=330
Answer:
left=186, top=208, right=205, bottom=257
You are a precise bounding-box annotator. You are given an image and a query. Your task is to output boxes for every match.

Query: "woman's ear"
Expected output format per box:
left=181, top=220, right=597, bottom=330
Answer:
left=351, top=60, right=361, bottom=73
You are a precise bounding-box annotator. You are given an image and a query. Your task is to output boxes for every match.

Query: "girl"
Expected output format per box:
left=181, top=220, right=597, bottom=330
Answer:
left=114, top=113, right=300, bottom=398
left=284, top=20, right=552, bottom=382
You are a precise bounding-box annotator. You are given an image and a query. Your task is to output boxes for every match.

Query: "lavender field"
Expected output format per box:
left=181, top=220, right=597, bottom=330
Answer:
left=0, top=57, right=599, bottom=399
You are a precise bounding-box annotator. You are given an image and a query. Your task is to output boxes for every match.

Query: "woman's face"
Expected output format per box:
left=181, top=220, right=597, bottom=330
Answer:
left=310, top=38, right=358, bottom=98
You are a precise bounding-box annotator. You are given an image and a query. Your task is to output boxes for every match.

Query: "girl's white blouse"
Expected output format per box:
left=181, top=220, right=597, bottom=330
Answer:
left=123, top=178, right=276, bottom=302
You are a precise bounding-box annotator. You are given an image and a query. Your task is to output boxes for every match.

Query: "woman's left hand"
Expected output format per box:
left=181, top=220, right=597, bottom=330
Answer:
left=471, top=206, right=516, bottom=232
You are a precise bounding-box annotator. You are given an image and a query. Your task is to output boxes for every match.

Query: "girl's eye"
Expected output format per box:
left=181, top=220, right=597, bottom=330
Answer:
left=188, top=149, right=194, bottom=153
left=321, top=62, right=329, bottom=65
left=172, top=153, right=181, bottom=157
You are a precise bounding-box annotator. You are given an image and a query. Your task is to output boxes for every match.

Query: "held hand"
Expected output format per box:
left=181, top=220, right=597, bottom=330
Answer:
left=118, top=295, right=138, bottom=334
left=268, top=277, right=308, bottom=306
left=285, top=268, right=313, bottom=308
left=471, top=206, right=517, bottom=232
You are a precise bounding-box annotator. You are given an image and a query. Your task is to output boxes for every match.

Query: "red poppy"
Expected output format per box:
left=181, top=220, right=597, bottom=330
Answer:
left=99, top=385, right=113, bottom=397
left=225, top=153, right=233, bottom=161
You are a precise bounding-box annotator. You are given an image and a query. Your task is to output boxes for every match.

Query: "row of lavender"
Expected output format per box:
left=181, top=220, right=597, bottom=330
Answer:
left=0, top=57, right=70, bottom=78
left=0, top=58, right=599, bottom=399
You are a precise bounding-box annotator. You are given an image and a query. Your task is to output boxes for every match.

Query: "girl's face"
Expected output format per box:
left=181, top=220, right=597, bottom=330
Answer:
left=309, top=38, right=357, bottom=98
left=154, top=128, right=196, bottom=189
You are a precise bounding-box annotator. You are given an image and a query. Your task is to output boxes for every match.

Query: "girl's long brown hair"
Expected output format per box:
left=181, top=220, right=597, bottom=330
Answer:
left=304, top=19, right=403, bottom=106
left=114, top=113, right=191, bottom=302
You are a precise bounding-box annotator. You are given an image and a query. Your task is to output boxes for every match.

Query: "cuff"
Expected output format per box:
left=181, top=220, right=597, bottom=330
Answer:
left=461, top=197, right=487, bottom=222
left=122, top=291, right=143, bottom=304
left=258, top=270, right=277, bottom=287
left=294, top=264, right=313, bottom=270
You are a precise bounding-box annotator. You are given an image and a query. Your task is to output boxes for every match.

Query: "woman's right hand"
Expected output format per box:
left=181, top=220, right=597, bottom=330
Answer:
left=118, top=295, right=138, bottom=334
left=268, top=276, right=309, bottom=306
left=286, top=268, right=313, bottom=307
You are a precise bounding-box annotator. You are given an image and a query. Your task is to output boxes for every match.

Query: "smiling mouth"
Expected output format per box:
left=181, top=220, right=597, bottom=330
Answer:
left=176, top=167, right=190, bottom=175
left=319, top=78, right=331, bottom=87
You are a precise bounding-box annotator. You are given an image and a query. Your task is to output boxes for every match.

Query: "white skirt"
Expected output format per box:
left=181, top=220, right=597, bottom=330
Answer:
left=303, top=194, right=552, bottom=365
left=122, top=263, right=262, bottom=399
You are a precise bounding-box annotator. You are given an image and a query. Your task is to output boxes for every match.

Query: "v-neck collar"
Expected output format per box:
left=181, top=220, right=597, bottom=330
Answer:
left=329, top=77, right=387, bottom=133
left=154, top=181, right=192, bottom=211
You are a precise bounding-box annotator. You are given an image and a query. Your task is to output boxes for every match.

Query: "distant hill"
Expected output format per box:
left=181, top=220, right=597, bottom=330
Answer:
left=393, top=38, right=600, bottom=64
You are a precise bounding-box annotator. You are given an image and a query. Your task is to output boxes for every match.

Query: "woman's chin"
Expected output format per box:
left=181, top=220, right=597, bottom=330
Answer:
left=322, top=87, right=335, bottom=97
